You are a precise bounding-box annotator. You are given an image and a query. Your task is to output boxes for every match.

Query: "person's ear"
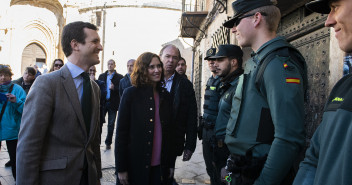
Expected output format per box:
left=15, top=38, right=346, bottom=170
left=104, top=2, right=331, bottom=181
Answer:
left=70, top=39, right=79, bottom=52
left=253, top=12, right=264, bottom=27
left=231, top=58, right=238, bottom=68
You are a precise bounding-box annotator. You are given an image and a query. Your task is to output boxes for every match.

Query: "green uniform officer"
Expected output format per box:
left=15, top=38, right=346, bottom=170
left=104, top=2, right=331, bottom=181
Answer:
left=222, top=0, right=307, bottom=184
left=294, top=0, right=352, bottom=184
left=201, top=48, right=222, bottom=185
left=211, top=45, right=244, bottom=185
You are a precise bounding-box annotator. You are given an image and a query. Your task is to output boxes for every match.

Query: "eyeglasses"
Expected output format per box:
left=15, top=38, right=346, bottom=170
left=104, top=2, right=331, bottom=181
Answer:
left=234, top=12, right=267, bottom=27
left=89, top=69, right=96, bottom=72
left=54, top=64, right=64, bottom=67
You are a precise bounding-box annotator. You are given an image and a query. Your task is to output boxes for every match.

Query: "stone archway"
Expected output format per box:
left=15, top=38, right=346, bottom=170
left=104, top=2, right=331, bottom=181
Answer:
left=21, top=43, right=47, bottom=74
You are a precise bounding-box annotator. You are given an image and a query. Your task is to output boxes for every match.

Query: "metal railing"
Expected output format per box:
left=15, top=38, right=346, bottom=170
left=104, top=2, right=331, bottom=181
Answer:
left=182, top=0, right=206, bottom=12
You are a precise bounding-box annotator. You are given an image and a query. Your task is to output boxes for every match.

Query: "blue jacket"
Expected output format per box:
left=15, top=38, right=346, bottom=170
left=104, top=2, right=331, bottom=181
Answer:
left=0, top=83, right=26, bottom=140
left=119, top=74, right=132, bottom=98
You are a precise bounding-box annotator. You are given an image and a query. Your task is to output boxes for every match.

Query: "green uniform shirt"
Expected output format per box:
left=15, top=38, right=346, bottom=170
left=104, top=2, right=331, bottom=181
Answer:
left=225, top=37, right=306, bottom=185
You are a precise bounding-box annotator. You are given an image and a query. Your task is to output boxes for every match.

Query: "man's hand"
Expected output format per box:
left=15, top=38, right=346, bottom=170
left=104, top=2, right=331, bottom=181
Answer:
left=182, top=149, right=193, bottom=161
left=118, top=172, right=129, bottom=185
left=6, top=93, right=16, bottom=103
left=109, top=83, right=114, bottom=90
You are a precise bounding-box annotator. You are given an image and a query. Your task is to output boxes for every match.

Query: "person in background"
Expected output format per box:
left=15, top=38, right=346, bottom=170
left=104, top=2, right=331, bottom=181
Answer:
left=13, top=66, right=37, bottom=94
left=119, top=59, right=135, bottom=97
left=33, top=65, right=41, bottom=78
left=116, top=52, right=173, bottom=185
left=343, top=53, right=352, bottom=76
left=175, top=57, right=187, bottom=78
left=49, top=59, right=64, bottom=72
left=98, top=59, right=123, bottom=150
left=0, top=64, right=26, bottom=180
left=6, top=66, right=36, bottom=168
left=89, top=65, right=107, bottom=136
left=211, top=45, right=244, bottom=185
left=199, top=47, right=223, bottom=185
left=293, top=0, right=352, bottom=184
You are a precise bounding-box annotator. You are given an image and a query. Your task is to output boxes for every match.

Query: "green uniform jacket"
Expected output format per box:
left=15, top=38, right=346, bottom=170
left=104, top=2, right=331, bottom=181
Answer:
left=293, top=74, right=352, bottom=185
left=215, top=76, right=240, bottom=138
left=225, top=37, right=306, bottom=184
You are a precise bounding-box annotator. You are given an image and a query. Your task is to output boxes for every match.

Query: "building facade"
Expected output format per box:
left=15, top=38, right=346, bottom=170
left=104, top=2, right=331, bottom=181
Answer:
left=0, top=0, right=185, bottom=78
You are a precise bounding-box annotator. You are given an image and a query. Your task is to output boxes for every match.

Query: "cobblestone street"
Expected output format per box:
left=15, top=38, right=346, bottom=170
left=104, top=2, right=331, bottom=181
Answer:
left=0, top=119, right=210, bottom=185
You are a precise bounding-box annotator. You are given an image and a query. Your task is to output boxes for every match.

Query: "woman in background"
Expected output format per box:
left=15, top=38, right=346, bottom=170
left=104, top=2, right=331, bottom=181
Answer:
left=116, top=52, right=173, bottom=185
left=49, top=59, right=64, bottom=72
left=0, top=65, right=26, bottom=180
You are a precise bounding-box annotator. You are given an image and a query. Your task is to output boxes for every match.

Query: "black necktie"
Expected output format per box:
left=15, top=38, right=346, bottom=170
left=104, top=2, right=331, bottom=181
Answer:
left=81, top=72, right=92, bottom=135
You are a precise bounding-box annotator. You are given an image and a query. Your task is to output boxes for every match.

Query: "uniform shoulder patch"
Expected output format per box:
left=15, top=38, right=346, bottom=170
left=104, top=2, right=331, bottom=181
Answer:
left=286, top=78, right=300, bottom=84
left=283, top=63, right=288, bottom=68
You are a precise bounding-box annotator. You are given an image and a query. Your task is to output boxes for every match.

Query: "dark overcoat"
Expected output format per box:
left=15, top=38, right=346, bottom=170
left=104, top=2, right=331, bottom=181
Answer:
left=98, top=70, right=123, bottom=110
left=170, top=72, right=198, bottom=158
left=115, top=85, right=173, bottom=185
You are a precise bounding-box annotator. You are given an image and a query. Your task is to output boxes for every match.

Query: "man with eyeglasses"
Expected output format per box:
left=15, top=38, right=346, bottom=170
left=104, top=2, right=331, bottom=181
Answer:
left=221, top=0, right=308, bottom=184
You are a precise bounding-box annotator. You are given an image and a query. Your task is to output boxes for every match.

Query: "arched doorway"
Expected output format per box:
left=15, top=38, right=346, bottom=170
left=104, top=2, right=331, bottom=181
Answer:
left=21, top=43, right=47, bottom=74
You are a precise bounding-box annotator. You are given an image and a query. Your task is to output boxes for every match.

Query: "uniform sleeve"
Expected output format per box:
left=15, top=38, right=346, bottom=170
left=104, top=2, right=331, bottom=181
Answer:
left=16, top=76, right=54, bottom=185
left=115, top=88, right=132, bottom=172
left=254, top=57, right=306, bottom=185
left=293, top=125, right=321, bottom=185
left=9, top=85, right=26, bottom=114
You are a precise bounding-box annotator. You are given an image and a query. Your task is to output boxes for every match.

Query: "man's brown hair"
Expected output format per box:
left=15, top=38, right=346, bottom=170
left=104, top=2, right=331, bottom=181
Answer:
left=248, top=2, right=281, bottom=32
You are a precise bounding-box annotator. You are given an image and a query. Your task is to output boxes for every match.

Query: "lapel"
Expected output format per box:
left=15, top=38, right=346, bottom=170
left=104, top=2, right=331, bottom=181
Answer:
left=60, top=66, right=88, bottom=137
left=171, top=72, right=181, bottom=119
left=101, top=72, right=108, bottom=83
